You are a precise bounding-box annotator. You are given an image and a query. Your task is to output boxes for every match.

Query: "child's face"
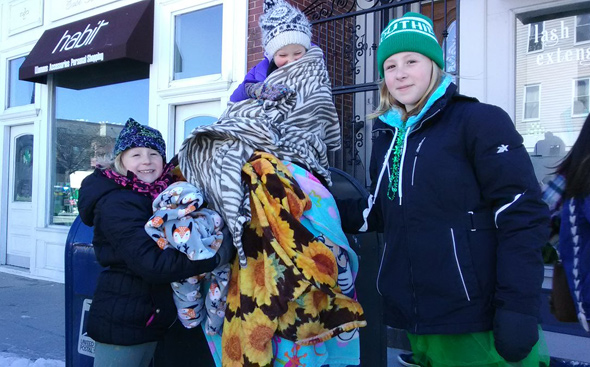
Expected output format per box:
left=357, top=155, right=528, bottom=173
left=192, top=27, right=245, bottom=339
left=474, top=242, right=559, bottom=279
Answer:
left=383, top=52, right=433, bottom=111
left=273, top=44, right=307, bottom=68
left=121, top=147, right=164, bottom=183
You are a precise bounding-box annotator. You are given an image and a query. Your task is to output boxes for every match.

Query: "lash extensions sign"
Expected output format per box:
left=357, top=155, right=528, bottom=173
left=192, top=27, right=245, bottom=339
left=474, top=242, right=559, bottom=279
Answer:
left=530, top=20, right=590, bottom=66
left=19, top=0, right=153, bottom=89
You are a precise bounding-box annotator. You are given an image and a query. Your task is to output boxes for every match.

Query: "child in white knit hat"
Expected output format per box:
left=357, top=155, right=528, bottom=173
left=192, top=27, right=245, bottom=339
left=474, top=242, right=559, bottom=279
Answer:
left=229, top=0, right=313, bottom=103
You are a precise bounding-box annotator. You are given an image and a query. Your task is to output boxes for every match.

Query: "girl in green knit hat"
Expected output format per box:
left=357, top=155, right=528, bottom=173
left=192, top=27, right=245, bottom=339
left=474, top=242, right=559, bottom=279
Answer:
left=337, top=12, right=550, bottom=367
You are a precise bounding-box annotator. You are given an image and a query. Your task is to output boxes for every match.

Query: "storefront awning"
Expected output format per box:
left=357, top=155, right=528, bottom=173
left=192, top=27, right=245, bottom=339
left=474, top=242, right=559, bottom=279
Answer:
left=19, top=0, right=153, bottom=90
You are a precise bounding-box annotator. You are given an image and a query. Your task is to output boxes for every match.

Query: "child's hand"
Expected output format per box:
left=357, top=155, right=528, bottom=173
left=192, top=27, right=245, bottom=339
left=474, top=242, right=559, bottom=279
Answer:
left=493, top=309, right=539, bottom=362
left=245, top=82, right=294, bottom=102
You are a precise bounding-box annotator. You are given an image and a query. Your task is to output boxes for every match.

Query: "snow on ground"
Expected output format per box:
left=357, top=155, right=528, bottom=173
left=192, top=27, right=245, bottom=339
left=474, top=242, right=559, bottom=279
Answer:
left=0, top=353, right=64, bottom=367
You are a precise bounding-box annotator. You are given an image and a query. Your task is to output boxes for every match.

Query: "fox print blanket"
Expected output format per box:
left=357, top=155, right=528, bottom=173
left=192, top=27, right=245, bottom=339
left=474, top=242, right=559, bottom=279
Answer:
left=178, top=46, right=341, bottom=267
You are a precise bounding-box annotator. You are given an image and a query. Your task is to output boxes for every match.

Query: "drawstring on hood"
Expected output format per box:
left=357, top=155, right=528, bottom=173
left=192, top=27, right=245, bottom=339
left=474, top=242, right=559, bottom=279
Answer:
left=359, top=75, right=452, bottom=231
left=380, top=75, right=452, bottom=201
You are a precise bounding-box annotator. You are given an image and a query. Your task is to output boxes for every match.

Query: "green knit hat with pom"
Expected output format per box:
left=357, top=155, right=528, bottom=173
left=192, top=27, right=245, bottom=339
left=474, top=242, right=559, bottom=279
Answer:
left=377, top=12, right=444, bottom=78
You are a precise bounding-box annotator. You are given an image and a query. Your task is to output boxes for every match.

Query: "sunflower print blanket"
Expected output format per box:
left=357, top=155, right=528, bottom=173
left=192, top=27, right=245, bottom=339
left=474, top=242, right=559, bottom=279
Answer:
left=220, top=152, right=366, bottom=367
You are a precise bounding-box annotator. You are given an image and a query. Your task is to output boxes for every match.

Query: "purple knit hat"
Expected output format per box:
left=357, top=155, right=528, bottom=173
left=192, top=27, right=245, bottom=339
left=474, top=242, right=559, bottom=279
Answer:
left=113, top=118, right=166, bottom=160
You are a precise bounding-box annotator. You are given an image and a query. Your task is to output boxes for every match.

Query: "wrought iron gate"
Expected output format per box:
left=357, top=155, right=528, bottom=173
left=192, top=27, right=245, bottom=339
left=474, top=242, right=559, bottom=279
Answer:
left=304, top=0, right=458, bottom=188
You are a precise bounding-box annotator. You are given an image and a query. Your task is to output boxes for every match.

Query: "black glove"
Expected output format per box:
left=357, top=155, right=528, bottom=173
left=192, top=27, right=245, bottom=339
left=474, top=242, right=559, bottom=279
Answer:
left=493, top=308, right=539, bottom=362
left=245, top=82, right=294, bottom=101
left=215, top=226, right=236, bottom=266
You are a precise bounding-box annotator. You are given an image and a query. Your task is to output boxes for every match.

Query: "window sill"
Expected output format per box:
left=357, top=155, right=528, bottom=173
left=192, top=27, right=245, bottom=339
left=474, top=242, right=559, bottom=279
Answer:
left=0, top=106, right=40, bottom=121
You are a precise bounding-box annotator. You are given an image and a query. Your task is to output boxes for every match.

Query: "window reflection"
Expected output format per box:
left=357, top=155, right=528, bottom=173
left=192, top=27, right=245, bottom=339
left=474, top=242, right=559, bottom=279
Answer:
left=524, top=84, right=540, bottom=120
left=52, top=79, right=148, bottom=226
left=14, top=135, right=34, bottom=202
left=528, top=22, right=544, bottom=52
left=576, top=14, right=590, bottom=43
left=184, top=116, right=217, bottom=139
left=8, top=57, right=35, bottom=108
left=574, top=78, right=589, bottom=115
left=174, top=5, right=223, bottom=80
left=516, top=12, right=590, bottom=184
left=442, top=20, right=457, bottom=75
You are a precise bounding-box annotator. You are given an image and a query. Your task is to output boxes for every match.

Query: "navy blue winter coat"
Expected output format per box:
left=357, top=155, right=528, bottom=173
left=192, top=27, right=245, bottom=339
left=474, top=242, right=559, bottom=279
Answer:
left=338, top=82, right=549, bottom=335
left=77, top=169, right=220, bottom=345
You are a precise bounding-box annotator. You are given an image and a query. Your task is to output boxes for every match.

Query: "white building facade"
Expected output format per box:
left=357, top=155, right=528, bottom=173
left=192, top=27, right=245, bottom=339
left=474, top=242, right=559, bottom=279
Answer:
left=0, top=0, right=248, bottom=281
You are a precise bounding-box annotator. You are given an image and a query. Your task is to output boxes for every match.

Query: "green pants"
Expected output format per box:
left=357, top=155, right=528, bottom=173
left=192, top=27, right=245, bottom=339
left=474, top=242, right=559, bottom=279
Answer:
left=93, top=341, right=157, bottom=367
left=407, top=327, right=550, bottom=367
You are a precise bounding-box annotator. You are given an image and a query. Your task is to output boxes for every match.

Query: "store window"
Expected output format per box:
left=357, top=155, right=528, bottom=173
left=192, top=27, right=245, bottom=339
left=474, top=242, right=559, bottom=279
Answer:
left=174, top=5, right=223, bottom=80
left=576, top=14, right=590, bottom=43
left=516, top=11, right=590, bottom=183
left=51, top=79, right=148, bottom=226
left=523, top=84, right=541, bottom=120
left=573, top=78, right=589, bottom=116
left=8, top=57, right=35, bottom=108
left=528, top=22, right=544, bottom=53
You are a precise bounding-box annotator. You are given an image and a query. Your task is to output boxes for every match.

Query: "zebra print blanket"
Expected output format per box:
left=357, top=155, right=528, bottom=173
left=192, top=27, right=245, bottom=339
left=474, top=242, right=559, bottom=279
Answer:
left=178, top=46, right=341, bottom=267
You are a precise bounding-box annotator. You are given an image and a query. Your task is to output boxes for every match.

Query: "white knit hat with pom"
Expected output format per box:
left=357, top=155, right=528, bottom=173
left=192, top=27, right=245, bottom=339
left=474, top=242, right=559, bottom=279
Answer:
left=260, top=0, right=312, bottom=58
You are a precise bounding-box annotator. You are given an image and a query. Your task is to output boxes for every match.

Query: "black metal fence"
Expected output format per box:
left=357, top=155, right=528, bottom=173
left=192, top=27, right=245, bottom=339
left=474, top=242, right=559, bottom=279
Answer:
left=305, top=0, right=458, bottom=187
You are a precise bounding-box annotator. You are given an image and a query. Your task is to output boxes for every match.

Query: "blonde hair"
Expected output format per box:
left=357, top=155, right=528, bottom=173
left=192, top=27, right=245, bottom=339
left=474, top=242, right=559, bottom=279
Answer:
left=95, top=153, right=126, bottom=176
left=112, top=154, right=127, bottom=176
left=368, top=60, right=444, bottom=122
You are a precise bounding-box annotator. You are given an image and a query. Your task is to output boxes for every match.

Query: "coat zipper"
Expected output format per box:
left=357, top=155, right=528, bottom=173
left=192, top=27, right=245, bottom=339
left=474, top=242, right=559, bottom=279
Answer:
left=450, top=228, right=471, bottom=301
left=374, top=109, right=443, bottom=332
left=397, top=109, right=441, bottom=205
left=411, top=137, right=426, bottom=186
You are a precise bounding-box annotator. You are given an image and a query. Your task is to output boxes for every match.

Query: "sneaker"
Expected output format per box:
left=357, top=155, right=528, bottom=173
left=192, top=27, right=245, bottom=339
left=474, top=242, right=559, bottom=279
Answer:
left=397, top=353, right=421, bottom=367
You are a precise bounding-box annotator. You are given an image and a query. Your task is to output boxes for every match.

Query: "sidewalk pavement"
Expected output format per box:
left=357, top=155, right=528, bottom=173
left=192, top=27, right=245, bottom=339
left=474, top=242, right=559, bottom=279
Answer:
left=0, top=266, right=403, bottom=366
left=2, top=264, right=587, bottom=367
left=0, top=267, right=65, bottom=362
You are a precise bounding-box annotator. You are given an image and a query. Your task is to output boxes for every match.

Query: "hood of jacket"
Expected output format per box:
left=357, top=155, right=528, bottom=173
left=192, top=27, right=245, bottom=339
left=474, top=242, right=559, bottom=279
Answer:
left=78, top=169, right=123, bottom=227
left=373, top=79, right=477, bottom=134
left=379, top=75, right=453, bottom=131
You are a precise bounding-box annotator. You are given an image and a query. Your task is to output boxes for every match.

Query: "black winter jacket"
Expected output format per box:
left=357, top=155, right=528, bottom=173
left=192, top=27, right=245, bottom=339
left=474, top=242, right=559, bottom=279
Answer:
left=77, top=169, right=219, bottom=345
left=338, top=83, right=549, bottom=335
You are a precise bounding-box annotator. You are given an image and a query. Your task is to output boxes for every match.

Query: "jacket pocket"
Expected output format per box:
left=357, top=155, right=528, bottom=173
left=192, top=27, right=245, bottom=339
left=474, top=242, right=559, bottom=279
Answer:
left=409, top=227, right=482, bottom=319
left=450, top=228, right=472, bottom=301
left=146, top=284, right=177, bottom=330
left=447, top=228, right=482, bottom=302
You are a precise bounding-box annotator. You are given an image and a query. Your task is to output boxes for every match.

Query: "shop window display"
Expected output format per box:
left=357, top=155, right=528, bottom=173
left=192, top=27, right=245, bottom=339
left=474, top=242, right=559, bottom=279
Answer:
left=51, top=79, right=148, bottom=226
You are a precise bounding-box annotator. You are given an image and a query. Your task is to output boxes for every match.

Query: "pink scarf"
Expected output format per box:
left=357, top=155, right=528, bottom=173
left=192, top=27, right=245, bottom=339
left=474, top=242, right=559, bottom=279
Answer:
left=101, top=163, right=176, bottom=199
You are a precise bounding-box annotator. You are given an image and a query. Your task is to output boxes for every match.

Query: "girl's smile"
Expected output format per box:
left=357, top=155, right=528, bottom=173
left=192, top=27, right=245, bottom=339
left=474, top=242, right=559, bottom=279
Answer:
left=121, top=147, right=164, bottom=183
left=383, top=51, right=433, bottom=111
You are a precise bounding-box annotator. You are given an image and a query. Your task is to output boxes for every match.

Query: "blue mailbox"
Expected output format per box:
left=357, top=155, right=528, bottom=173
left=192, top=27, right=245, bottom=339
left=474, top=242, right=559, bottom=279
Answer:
left=64, top=216, right=215, bottom=367
left=64, top=215, right=101, bottom=367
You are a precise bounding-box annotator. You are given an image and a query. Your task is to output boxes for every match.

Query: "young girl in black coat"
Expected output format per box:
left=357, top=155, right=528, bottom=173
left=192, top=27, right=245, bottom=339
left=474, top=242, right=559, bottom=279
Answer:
left=78, top=118, right=234, bottom=367
left=338, top=12, right=550, bottom=367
